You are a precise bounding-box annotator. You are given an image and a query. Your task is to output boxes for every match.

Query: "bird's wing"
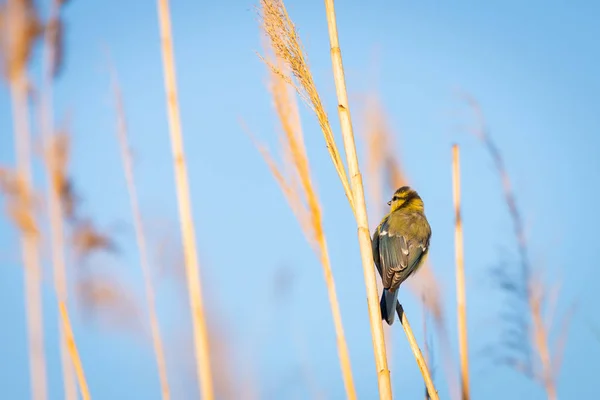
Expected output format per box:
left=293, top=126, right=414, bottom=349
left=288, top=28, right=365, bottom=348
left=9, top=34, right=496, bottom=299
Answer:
left=372, top=225, right=382, bottom=277
left=378, top=217, right=428, bottom=290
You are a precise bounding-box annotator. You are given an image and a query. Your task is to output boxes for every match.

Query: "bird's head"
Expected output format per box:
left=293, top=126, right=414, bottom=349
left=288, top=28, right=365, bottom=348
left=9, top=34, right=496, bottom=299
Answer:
left=387, top=186, right=424, bottom=212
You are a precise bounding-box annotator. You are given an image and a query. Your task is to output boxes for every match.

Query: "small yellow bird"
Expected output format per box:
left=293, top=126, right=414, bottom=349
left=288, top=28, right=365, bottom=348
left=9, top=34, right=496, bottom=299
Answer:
left=372, top=186, right=432, bottom=325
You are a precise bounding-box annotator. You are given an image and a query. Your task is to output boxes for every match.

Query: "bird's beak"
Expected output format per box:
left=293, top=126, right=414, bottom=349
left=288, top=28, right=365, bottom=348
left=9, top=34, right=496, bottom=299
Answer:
left=387, top=201, right=391, bottom=206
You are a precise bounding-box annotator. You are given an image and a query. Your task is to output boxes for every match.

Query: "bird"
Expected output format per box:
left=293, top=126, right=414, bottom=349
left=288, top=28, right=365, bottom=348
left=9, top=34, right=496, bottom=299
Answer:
left=372, top=186, right=432, bottom=325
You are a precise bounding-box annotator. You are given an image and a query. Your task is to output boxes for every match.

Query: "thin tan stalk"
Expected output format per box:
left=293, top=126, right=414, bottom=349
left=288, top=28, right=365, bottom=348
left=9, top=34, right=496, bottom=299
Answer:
left=422, top=304, right=431, bottom=400
left=321, top=2, right=392, bottom=397
left=40, top=1, right=77, bottom=398
left=155, top=0, right=214, bottom=398
left=10, top=68, right=48, bottom=400
left=254, top=61, right=356, bottom=399
left=451, top=145, right=470, bottom=400
left=58, top=302, right=90, bottom=400
left=111, top=70, right=171, bottom=400
left=396, top=304, right=440, bottom=400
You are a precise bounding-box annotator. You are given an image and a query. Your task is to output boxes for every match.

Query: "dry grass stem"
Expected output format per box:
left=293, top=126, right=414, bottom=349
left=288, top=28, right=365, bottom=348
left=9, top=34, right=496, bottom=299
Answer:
left=39, top=1, right=78, bottom=396
left=452, top=144, right=470, bottom=400
left=59, top=302, right=91, bottom=400
left=463, top=94, right=571, bottom=399
left=258, top=0, right=355, bottom=215
left=156, top=0, right=214, bottom=397
left=2, top=2, right=48, bottom=393
left=396, top=303, right=439, bottom=400
left=111, top=68, right=171, bottom=400
left=321, top=2, right=392, bottom=396
left=252, top=54, right=357, bottom=399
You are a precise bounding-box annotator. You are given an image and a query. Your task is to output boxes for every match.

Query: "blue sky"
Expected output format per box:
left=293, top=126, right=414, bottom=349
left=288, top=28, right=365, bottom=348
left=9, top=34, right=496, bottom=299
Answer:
left=1, top=0, right=599, bottom=399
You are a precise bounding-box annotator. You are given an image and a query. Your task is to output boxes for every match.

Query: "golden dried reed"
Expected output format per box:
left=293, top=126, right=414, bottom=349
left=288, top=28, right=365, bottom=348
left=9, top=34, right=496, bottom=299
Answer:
left=111, top=68, right=171, bottom=400
left=251, top=54, right=357, bottom=399
left=155, top=0, right=214, bottom=398
left=257, top=1, right=395, bottom=397
left=1, top=2, right=47, bottom=399
left=320, top=3, right=393, bottom=396
left=258, top=0, right=355, bottom=216
left=58, top=302, right=90, bottom=400
left=39, top=1, right=78, bottom=397
left=452, top=145, right=470, bottom=400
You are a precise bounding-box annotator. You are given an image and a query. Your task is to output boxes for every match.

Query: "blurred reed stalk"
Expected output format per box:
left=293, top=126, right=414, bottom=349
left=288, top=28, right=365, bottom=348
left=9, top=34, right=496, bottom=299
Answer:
left=463, top=94, right=571, bottom=400
left=111, top=69, right=171, bottom=400
left=320, top=2, right=393, bottom=397
left=451, top=144, right=470, bottom=400
left=360, top=93, right=456, bottom=400
left=1, top=1, right=47, bottom=399
left=252, top=55, right=356, bottom=399
left=10, top=59, right=49, bottom=400
left=58, top=302, right=90, bottom=400
left=39, top=0, right=78, bottom=398
left=156, top=0, right=214, bottom=398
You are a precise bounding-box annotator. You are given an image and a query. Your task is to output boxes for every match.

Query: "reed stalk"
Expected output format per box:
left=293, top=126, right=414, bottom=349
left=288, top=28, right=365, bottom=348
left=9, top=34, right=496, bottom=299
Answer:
left=253, top=58, right=356, bottom=399
left=321, top=2, right=390, bottom=396
left=10, top=67, right=48, bottom=400
left=451, top=144, right=470, bottom=400
left=58, top=302, right=90, bottom=400
left=155, top=0, right=214, bottom=398
left=39, top=1, right=78, bottom=398
left=111, top=70, right=171, bottom=400
left=395, top=303, right=440, bottom=400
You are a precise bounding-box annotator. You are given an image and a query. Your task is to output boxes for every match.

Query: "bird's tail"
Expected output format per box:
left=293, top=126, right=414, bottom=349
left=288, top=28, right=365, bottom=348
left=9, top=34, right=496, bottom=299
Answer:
left=380, top=288, right=399, bottom=325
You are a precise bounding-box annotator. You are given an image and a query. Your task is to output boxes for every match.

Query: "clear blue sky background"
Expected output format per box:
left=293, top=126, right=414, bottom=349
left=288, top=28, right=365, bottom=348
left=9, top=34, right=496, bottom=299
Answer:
left=1, top=0, right=599, bottom=399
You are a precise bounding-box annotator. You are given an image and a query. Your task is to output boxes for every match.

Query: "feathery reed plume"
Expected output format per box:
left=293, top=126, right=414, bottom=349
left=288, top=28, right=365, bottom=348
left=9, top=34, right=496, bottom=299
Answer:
left=452, top=144, right=470, bottom=400
left=156, top=0, right=214, bottom=397
left=250, top=53, right=357, bottom=399
left=257, top=1, right=395, bottom=397
left=1, top=2, right=47, bottom=399
left=39, top=0, right=78, bottom=397
left=59, top=302, right=90, bottom=400
left=462, top=94, right=573, bottom=400
left=257, top=0, right=354, bottom=215
left=361, top=93, right=452, bottom=399
left=111, top=67, right=171, bottom=400
left=76, top=274, right=141, bottom=331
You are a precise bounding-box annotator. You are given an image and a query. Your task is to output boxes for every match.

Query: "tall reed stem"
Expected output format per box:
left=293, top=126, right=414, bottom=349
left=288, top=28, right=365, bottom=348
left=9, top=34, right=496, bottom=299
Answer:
left=396, top=304, right=440, bottom=400
left=321, top=2, right=391, bottom=398
left=452, top=144, right=470, bottom=400
left=112, top=73, right=171, bottom=400
left=156, top=0, right=214, bottom=398
left=261, top=67, right=356, bottom=399
left=58, top=303, right=90, bottom=400
left=40, top=1, right=78, bottom=398
left=10, top=68, right=48, bottom=400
